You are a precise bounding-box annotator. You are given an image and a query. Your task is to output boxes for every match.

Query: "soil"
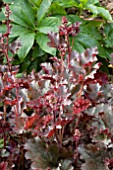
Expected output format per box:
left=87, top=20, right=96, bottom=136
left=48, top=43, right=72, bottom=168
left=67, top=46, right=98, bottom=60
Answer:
left=67, top=1, right=113, bottom=20
left=99, top=0, right=113, bottom=16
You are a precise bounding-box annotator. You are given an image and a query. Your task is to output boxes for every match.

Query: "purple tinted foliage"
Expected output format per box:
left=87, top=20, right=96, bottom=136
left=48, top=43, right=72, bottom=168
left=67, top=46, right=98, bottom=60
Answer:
left=1, top=8, right=113, bottom=170
left=0, top=162, right=9, bottom=170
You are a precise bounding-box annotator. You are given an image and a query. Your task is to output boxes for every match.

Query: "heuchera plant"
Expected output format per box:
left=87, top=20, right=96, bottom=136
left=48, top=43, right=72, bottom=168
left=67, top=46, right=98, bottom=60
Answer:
left=1, top=4, right=113, bottom=170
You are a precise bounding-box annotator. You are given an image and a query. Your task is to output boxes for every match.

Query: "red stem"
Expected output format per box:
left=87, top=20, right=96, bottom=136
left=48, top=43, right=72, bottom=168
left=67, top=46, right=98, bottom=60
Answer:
left=16, top=87, right=19, bottom=116
left=53, top=110, right=62, bottom=147
left=66, top=33, right=72, bottom=68
left=2, top=5, right=12, bottom=73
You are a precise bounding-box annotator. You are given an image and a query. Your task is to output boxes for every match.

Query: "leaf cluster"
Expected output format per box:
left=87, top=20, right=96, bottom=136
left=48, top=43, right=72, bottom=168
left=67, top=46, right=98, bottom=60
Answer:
left=0, top=0, right=113, bottom=73
left=1, top=8, right=113, bottom=169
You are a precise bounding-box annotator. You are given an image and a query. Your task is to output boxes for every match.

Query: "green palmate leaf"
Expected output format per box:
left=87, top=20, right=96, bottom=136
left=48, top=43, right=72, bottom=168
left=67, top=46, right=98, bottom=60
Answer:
left=86, top=4, right=98, bottom=15
left=28, top=0, right=42, bottom=7
left=0, top=139, right=4, bottom=149
left=55, top=14, right=83, bottom=26
left=75, top=33, right=110, bottom=58
left=80, top=24, right=102, bottom=40
left=67, top=14, right=83, bottom=23
left=48, top=2, right=66, bottom=15
left=38, top=17, right=61, bottom=34
left=36, top=32, right=56, bottom=55
left=17, top=31, right=35, bottom=61
left=55, top=0, right=78, bottom=8
left=18, top=0, right=35, bottom=28
left=0, top=9, right=6, bottom=21
left=15, top=73, right=23, bottom=78
left=85, top=20, right=104, bottom=27
left=10, top=6, right=30, bottom=28
left=76, top=33, right=98, bottom=48
left=98, top=45, right=110, bottom=59
left=0, top=25, right=6, bottom=34
left=10, top=0, right=35, bottom=29
left=37, top=0, right=53, bottom=24
left=104, top=23, right=113, bottom=37
left=20, top=10, right=35, bottom=29
left=27, top=59, right=40, bottom=72
left=104, top=38, right=113, bottom=48
left=86, top=4, right=112, bottom=20
left=87, top=0, right=99, bottom=4
left=104, top=23, right=113, bottom=48
left=32, top=45, right=45, bottom=58
left=10, top=24, right=29, bottom=38
left=80, top=0, right=88, bottom=6
left=73, top=41, right=85, bottom=53
left=19, top=58, right=31, bottom=72
left=97, top=7, right=112, bottom=21
left=2, top=0, right=15, bottom=3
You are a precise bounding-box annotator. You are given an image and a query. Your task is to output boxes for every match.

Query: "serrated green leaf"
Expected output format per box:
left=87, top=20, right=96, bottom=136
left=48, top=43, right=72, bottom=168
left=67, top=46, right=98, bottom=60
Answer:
left=17, top=31, right=35, bottom=61
left=36, top=32, right=56, bottom=55
left=37, top=0, right=53, bottom=24
left=10, top=0, right=35, bottom=29
left=38, top=17, right=61, bottom=34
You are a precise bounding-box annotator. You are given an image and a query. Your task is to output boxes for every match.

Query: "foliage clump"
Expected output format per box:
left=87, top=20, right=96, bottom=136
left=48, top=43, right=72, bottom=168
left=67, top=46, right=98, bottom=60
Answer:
left=0, top=0, right=113, bottom=73
left=0, top=3, right=113, bottom=170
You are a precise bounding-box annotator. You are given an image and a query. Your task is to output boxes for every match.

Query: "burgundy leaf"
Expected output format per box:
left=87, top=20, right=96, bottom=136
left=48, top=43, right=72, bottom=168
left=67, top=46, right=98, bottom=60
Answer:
left=73, top=97, right=91, bottom=114
left=48, top=32, right=59, bottom=49
left=9, top=39, right=21, bottom=54
left=25, top=115, right=39, bottom=129
left=47, top=128, right=55, bottom=138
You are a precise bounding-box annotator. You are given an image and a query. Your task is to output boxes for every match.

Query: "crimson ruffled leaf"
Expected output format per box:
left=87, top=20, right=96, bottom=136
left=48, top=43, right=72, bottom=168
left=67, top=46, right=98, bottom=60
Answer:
left=73, top=97, right=91, bottom=114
